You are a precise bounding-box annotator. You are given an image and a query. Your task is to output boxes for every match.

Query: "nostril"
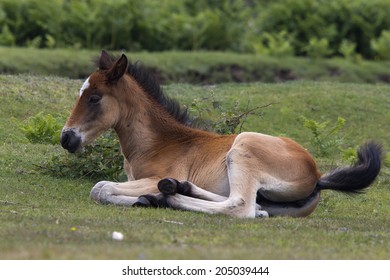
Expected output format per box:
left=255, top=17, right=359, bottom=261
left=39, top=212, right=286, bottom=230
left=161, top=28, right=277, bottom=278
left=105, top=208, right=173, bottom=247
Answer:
left=60, top=131, right=72, bottom=149
left=60, top=129, right=81, bottom=153
left=60, top=132, right=69, bottom=147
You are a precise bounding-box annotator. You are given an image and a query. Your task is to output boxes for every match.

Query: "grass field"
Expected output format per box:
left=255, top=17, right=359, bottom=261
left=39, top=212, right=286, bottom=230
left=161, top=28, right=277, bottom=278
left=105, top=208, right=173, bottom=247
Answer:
left=1, top=74, right=390, bottom=259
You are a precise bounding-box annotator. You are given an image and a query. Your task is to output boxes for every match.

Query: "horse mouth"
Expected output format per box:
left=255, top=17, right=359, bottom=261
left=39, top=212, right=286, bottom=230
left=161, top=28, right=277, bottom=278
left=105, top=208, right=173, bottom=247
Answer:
left=60, top=129, right=82, bottom=153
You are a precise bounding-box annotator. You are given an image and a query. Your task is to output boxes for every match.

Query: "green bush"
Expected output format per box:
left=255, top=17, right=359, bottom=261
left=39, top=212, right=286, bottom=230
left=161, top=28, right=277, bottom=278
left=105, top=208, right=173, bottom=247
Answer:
left=301, top=116, right=346, bottom=158
left=251, top=30, right=294, bottom=57
left=339, top=40, right=357, bottom=60
left=41, top=131, right=125, bottom=181
left=251, top=0, right=390, bottom=59
left=20, top=112, right=62, bottom=145
left=0, top=24, right=15, bottom=46
left=304, top=38, right=332, bottom=59
left=371, top=30, right=390, bottom=60
left=1, top=0, right=389, bottom=59
left=19, top=112, right=125, bottom=181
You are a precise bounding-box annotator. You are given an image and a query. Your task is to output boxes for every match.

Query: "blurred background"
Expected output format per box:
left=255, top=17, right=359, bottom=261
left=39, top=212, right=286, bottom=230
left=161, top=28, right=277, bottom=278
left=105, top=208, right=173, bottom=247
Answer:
left=0, top=0, right=389, bottom=82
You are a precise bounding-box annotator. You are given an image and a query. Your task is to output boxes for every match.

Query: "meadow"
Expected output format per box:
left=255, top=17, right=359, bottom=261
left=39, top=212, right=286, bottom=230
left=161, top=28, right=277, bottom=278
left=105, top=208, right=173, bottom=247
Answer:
left=1, top=72, right=389, bottom=259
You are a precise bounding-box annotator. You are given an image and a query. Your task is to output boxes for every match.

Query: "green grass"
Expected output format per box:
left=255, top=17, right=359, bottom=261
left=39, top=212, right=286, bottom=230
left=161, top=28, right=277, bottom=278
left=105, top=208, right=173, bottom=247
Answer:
left=1, top=75, right=390, bottom=259
left=1, top=47, right=390, bottom=84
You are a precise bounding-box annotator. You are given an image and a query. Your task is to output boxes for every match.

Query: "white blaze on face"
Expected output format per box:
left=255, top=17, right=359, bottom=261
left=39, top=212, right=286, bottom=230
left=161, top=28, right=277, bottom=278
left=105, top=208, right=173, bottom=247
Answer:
left=79, top=77, right=90, bottom=96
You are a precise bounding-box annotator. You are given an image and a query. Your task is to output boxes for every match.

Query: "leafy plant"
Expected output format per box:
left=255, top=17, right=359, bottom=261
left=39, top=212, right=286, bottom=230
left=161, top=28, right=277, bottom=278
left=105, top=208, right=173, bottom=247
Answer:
left=251, top=30, right=294, bottom=57
left=339, top=40, right=356, bottom=60
left=338, top=146, right=358, bottom=165
left=40, top=130, right=125, bottom=181
left=1, top=0, right=389, bottom=58
left=304, top=37, right=332, bottom=59
left=371, top=30, right=390, bottom=60
left=20, top=112, right=62, bottom=145
left=20, top=112, right=124, bottom=181
left=384, top=153, right=390, bottom=168
left=302, top=116, right=346, bottom=157
left=0, top=24, right=15, bottom=46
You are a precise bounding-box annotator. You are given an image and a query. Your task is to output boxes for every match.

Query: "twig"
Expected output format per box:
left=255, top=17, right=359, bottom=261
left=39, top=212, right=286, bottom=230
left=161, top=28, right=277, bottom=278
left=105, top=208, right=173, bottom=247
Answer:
left=238, top=102, right=278, bottom=133
left=0, top=210, right=18, bottom=214
left=162, top=219, right=184, bottom=225
left=0, top=200, right=18, bottom=205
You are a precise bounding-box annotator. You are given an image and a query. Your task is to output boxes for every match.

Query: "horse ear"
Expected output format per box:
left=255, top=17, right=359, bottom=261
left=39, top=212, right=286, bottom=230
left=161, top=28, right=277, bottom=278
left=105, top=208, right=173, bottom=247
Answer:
left=99, top=50, right=113, bottom=70
left=106, top=54, right=128, bottom=83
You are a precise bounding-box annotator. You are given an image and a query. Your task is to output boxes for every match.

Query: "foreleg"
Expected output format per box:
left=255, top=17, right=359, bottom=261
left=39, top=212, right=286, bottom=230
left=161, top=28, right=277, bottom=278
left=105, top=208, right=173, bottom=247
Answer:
left=90, top=178, right=162, bottom=207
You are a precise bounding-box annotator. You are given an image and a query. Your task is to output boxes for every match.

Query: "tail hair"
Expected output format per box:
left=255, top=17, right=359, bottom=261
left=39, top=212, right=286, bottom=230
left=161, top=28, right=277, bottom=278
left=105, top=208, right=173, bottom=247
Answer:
left=316, top=141, right=383, bottom=194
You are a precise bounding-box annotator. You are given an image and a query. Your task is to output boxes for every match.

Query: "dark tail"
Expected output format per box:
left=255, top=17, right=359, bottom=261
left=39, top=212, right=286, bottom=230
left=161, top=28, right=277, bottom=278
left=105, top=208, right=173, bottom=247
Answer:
left=315, top=141, right=383, bottom=194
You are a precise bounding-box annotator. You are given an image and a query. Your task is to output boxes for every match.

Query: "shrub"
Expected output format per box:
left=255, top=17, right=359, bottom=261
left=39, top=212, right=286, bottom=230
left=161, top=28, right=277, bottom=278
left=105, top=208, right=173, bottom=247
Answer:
left=301, top=116, right=346, bottom=157
left=371, top=30, right=390, bottom=60
left=40, top=131, right=125, bottom=181
left=251, top=30, right=294, bottom=57
left=1, top=0, right=389, bottom=58
left=0, top=24, right=15, bottom=46
left=304, top=37, right=332, bottom=59
left=339, top=40, right=357, bottom=60
left=20, top=112, right=62, bottom=145
left=254, top=0, right=390, bottom=58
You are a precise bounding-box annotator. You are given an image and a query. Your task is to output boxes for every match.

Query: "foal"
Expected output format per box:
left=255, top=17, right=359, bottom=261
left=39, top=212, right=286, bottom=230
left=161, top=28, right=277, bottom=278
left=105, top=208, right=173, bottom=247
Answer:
left=60, top=51, right=382, bottom=218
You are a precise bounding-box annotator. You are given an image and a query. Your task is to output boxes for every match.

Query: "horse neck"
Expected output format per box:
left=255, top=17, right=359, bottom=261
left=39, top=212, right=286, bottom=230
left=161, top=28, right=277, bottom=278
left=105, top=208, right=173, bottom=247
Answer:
left=113, top=77, right=196, bottom=162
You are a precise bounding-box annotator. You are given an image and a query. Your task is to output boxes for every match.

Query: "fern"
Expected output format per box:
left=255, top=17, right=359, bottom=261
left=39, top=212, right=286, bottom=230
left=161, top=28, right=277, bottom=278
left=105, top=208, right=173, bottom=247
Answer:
left=302, top=116, right=346, bottom=157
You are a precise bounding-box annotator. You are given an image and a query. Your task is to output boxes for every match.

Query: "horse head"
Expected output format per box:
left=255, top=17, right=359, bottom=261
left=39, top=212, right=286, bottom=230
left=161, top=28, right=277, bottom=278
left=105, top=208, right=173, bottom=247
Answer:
left=60, top=51, right=127, bottom=153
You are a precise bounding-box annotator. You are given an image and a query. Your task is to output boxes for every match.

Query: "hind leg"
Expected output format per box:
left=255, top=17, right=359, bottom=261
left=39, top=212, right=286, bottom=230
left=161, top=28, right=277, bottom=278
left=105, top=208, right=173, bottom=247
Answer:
left=159, top=147, right=267, bottom=218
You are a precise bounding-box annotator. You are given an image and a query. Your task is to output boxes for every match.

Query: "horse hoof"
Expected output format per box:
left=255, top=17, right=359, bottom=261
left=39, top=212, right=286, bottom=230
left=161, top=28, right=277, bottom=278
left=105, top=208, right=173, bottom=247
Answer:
left=133, top=196, right=152, bottom=207
left=158, top=178, right=178, bottom=195
left=256, top=210, right=269, bottom=218
left=177, top=181, right=192, bottom=196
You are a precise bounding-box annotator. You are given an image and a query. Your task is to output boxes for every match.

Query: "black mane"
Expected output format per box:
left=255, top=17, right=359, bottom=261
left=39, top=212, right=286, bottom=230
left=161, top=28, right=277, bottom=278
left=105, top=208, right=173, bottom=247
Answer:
left=97, top=53, right=191, bottom=126
left=127, top=62, right=191, bottom=126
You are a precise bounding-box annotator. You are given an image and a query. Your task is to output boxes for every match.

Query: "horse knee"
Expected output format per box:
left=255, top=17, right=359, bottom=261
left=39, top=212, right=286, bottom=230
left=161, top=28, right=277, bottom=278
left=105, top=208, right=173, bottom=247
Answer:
left=90, top=181, right=116, bottom=204
left=223, top=197, right=257, bottom=218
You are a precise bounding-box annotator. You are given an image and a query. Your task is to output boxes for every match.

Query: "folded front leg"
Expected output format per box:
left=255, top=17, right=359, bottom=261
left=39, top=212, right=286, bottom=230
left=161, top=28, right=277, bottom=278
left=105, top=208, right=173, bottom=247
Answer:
left=90, top=178, right=161, bottom=206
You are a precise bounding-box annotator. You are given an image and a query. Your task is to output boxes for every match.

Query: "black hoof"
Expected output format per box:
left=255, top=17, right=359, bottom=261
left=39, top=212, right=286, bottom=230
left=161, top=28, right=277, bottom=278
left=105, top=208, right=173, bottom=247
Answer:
left=133, top=196, right=153, bottom=208
left=158, top=178, right=179, bottom=195
left=134, top=194, right=169, bottom=208
left=177, top=181, right=192, bottom=196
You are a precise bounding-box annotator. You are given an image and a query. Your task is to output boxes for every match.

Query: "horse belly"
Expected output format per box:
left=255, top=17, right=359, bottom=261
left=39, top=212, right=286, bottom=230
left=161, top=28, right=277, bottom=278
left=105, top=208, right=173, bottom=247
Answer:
left=188, top=165, right=230, bottom=197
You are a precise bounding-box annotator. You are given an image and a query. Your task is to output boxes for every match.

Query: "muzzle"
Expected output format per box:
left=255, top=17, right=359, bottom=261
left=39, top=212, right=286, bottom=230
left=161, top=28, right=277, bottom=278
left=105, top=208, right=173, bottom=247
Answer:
left=60, top=129, right=82, bottom=153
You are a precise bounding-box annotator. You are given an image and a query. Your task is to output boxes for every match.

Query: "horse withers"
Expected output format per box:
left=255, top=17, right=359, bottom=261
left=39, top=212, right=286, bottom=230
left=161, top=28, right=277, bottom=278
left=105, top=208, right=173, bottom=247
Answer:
left=60, top=51, right=382, bottom=218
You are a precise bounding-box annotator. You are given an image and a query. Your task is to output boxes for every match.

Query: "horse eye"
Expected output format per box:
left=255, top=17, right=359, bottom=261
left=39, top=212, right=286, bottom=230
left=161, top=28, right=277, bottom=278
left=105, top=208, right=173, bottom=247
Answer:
left=89, top=95, right=101, bottom=104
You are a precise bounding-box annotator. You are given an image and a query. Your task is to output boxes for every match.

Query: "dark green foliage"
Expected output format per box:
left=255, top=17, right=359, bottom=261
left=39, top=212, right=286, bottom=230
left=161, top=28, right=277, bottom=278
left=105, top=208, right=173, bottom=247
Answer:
left=254, top=0, right=390, bottom=59
left=17, top=112, right=124, bottom=181
left=0, top=0, right=389, bottom=59
left=40, top=131, right=126, bottom=181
